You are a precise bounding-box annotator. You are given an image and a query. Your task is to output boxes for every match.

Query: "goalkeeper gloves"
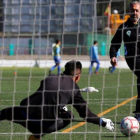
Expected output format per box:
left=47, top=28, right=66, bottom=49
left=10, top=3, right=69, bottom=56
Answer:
left=80, top=87, right=99, bottom=92
left=102, top=118, right=114, bottom=132
left=62, top=106, right=68, bottom=112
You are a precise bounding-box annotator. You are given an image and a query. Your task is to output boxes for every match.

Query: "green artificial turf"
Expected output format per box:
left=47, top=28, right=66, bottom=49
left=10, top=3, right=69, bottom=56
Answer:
left=0, top=67, right=139, bottom=140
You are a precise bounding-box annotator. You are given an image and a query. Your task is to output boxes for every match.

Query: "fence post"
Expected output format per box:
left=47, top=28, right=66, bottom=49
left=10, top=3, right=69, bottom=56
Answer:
left=101, top=42, right=106, bottom=56
left=9, top=44, right=14, bottom=56
left=29, top=39, right=33, bottom=55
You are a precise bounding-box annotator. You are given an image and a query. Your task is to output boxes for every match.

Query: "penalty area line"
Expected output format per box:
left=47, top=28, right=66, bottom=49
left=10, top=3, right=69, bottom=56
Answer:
left=62, top=95, right=137, bottom=133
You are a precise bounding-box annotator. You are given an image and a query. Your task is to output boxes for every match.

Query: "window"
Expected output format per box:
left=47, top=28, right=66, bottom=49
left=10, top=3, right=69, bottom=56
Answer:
left=11, top=20, right=19, bottom=26
left=6, top=15, right=20, bottom=21
left=11, top=26, right=18, bottom=32
left=5, top=25, right=18, bottom=33
left=4, top=8, right=12, bottom=15
left=50, top=20, right=63, bottom=33
left=35, top=20, right=48, bottom=26
left=21, top=15, right=34, bottom=21
left=66, top=5, right=79, bottom=18
left=29, top=8, right=35, bottom=15
left=41, top=26, right=48, bottom=33
left=66, top=0, right=80, bottom=4
left=64, top=19, right=78, bottom=32
left=80, top=18, right=93, bottom=32
left=21, top=7, right=30, bottom=15
left=22, top=0, right=30, bottom=5
left=51, top=6, right=64, bottom=19
left=12, top=7, right=20, bottom=15
left=36, top=7, right=49, bottom=18
left=12, top=0, right=20, bottom=4
left=81, top=0, right=93, bottom=3
left=20, top=21, right=31, bottom=26
left=20, top=25, right=33, bottom=32
left=37, top=0, right=50, bottom=5
left=29, top=0, right=37, bottom=4
left=52, top=0, right=64, bottom=4
left=81, top=4, right=94, bottom=17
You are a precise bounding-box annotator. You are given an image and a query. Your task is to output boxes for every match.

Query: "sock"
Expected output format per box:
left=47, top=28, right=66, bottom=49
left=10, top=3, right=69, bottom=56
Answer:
left=58, top=65, right=61, bottom=74
left=111, top=66, right=116, bottom=73
left=89, top=66, right=93, bottom=74
left=50, top=65, right=56, bottom=71
left=95, top=63, right=100, bottom=72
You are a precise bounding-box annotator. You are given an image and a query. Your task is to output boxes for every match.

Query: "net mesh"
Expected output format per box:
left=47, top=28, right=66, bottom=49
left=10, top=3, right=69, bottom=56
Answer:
left=0, top=0, right=138, bottom=140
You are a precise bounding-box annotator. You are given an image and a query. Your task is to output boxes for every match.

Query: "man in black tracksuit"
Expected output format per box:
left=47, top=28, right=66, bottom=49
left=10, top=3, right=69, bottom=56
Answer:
left=110, top=1, right=140, bottom=119
left=0, top=61, right=114, bottom=140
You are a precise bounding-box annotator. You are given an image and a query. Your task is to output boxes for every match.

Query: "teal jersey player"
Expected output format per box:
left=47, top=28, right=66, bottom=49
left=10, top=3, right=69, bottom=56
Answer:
left=50, top=40, right=61, bottom=75
left=53, top=44, right=61, bottom=59
left=89, top=41, right=100, bottom=75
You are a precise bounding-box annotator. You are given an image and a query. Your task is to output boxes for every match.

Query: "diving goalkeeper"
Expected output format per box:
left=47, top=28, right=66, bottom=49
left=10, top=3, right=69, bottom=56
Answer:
left=0, top=60, right=114, bottom=140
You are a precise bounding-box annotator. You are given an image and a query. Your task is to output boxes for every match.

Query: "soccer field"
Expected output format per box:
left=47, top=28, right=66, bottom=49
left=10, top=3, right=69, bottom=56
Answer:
left=0, top=67, right=139, bottom=140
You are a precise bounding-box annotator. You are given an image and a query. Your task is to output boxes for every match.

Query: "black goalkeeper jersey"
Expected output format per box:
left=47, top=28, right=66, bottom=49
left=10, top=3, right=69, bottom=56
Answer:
left=110, top=18, right=140, bottom=58
left=20, top=74, right=103, bottom=126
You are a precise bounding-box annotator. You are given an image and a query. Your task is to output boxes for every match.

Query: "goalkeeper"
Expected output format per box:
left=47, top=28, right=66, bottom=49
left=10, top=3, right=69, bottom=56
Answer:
left=0, top=60, right=114, bottom=140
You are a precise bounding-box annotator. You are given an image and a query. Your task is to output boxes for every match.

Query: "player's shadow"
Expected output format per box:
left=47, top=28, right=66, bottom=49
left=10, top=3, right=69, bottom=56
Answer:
left=113, top=121, right=120, bottom=124
left=103, top=136, right=127, bottom=138
left=103, top=122, right=128, bottom=138
left=72, top=120, right=121, bottom=124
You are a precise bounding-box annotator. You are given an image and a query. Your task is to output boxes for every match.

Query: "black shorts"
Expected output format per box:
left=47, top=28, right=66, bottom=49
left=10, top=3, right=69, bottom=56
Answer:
left=2, top=107, right=72, bottom=138
left=125, top=56, right=140, bottom=77
left=2, top=107, right=54, bottom=138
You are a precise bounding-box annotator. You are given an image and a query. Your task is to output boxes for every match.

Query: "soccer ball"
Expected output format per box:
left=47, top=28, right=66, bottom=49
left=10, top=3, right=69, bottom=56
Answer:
left=120, top=116, right=139, bottom=136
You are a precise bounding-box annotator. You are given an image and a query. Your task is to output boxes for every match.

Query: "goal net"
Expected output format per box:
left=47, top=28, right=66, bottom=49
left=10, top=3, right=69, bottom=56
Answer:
left=0, top=0, right=138, bottom=140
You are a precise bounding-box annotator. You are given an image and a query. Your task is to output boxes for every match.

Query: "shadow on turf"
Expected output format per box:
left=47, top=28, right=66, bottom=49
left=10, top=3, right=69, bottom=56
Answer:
left=72, top=120, right=121, bottom=124
left=103, top=136, right=126, bottom=138
left=113, top=121, right=120, bottom=124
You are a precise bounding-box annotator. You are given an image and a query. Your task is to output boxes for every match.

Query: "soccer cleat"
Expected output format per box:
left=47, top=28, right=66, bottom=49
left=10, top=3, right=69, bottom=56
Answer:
left=94, top=71, right=99, bottom=74
left=134, top=114, right=140, bottom=122
left=49, top=70, right=51, bottom=75
left=28, top=135, right=40, bottom=140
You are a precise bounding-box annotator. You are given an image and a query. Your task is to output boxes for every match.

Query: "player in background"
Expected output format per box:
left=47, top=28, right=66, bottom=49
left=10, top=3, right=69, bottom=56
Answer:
left=51, top=42, right=56, bottom=55
left=109, top=49, right=121, bottom=73
left=110, top=1, right=140, bottom=121
left=49, top=40, right=61, bottom=75
left=89, top=41, right=100, bottom=75
left=0, top=60, right=114, bottom=140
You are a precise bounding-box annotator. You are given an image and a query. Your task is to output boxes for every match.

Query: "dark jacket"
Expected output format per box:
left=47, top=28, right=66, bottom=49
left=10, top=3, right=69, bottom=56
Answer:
left=20, top=74, right=104, bottom=125
left=110, top=18, right=140, bottom=58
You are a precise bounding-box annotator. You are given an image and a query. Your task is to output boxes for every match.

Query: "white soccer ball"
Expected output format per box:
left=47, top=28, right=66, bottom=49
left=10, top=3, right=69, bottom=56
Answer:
left=120, top=116, right=139, bottom=136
